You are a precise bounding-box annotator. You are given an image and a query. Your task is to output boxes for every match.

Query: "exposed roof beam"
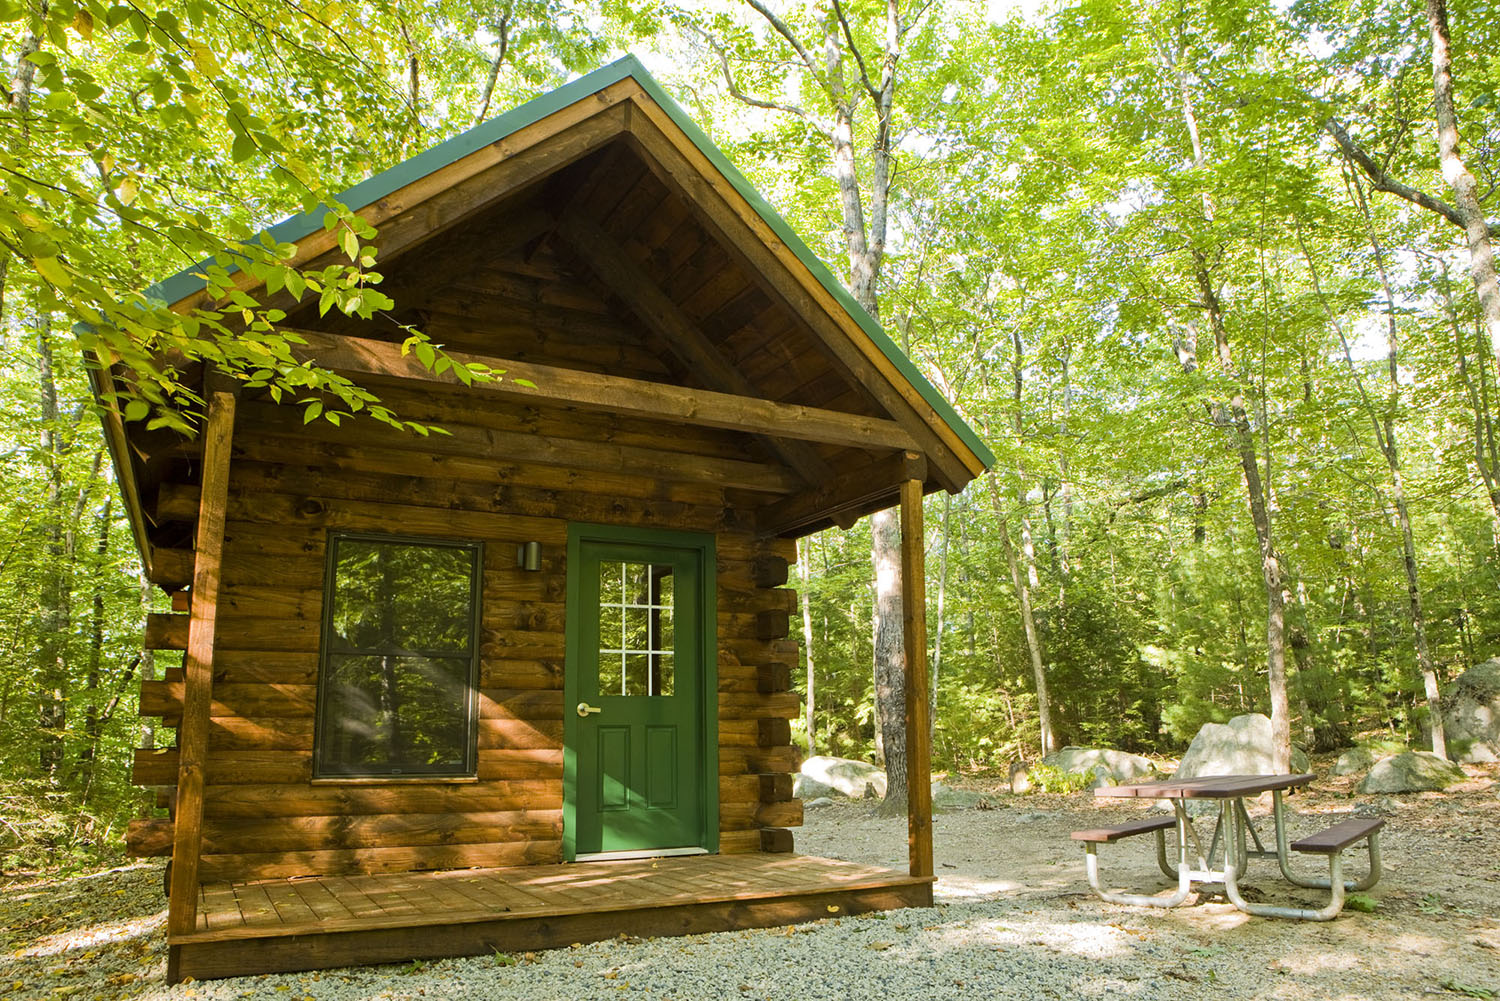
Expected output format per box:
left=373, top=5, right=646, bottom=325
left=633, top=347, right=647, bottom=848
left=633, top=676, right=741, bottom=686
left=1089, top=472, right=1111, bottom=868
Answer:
left=284, top=329, right=917, bottom=453
left=552, top=212, right=833, bottom=486
left=757, top=452, right=927, bottom=538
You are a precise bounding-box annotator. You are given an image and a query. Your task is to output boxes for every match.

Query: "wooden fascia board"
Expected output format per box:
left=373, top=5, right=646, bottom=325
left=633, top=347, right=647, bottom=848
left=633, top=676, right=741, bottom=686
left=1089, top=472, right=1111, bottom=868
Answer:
left=158, top=78, right=644, bottom=316
left=85, top=357, right=156, bottom=578
left=756, top=452, right=925, bottom=538
left=617, top=89, right=991, bottom=487
left=286, top=329, right=917, bottom=453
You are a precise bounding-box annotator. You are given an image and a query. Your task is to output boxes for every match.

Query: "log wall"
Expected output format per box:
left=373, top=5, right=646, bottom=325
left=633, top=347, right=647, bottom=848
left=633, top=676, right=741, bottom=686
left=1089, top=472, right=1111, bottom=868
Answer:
left=130, top=390, right=803, bottom=881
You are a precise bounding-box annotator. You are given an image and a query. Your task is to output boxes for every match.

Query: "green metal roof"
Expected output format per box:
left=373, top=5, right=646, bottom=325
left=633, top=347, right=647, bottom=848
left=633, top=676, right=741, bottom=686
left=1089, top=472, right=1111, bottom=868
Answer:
left=150, top=54, right=993, bottom=470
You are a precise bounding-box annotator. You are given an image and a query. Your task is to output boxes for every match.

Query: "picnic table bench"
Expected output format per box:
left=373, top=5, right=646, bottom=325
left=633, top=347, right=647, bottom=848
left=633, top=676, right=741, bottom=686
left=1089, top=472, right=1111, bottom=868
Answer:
left=1074, top=774, right=1385, bottom=920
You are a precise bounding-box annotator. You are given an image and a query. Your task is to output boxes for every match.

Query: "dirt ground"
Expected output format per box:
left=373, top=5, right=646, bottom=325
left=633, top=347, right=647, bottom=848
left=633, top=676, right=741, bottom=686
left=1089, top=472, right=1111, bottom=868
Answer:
left=1, top=759, right=1496, bottom=1000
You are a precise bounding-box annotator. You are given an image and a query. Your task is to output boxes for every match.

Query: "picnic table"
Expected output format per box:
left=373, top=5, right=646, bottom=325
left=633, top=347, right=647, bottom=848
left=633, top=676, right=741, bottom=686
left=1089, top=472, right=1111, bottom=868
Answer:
left=1073, top=773, right=1384, bottom=920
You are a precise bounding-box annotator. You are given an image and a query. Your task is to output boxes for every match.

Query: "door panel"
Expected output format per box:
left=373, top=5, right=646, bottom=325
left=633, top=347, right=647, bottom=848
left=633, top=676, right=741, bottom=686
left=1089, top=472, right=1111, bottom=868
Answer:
left=565, top=527, right=716, bottom=858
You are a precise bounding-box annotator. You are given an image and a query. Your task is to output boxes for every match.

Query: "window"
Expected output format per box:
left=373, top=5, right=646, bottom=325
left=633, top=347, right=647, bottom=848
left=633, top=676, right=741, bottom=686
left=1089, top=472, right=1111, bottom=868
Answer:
left=314, top=534, right=482, bottom=778
left=597, top=560, right=674, bottom=696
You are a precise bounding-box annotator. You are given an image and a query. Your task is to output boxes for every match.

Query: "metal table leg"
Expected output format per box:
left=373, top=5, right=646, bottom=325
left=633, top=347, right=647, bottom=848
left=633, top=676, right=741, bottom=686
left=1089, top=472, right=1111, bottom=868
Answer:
left=1271, top=790, right=1383, bottom=892
left=1222, top=799, right=1349, bottom=921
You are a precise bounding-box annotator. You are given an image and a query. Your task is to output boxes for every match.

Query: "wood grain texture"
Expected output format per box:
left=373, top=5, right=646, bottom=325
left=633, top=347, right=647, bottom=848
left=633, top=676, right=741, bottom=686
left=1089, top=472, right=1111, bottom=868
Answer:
left=900, top=475, right=934, bottom=880
left=168, top=391, right=236, bottom=939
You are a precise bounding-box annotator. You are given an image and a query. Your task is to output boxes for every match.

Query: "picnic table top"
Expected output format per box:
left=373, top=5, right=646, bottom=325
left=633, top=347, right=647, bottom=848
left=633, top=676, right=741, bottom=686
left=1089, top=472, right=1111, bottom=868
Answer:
left=1094, top=773, right=1316, bottom=800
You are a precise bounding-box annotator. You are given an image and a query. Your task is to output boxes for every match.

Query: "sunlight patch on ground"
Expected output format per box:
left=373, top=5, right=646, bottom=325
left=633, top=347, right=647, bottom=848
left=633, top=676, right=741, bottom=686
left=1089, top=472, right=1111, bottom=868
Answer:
left=19, top=909, right=165, bottom=958
left=934, top=874, right=1027, bottom=897
left=967, top=916, right=1135, bottom=960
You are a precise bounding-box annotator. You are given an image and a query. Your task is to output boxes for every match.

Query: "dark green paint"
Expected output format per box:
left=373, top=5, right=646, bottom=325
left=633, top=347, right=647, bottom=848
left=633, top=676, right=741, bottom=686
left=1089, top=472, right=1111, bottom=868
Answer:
left=563, top=523, right=717, bottom=859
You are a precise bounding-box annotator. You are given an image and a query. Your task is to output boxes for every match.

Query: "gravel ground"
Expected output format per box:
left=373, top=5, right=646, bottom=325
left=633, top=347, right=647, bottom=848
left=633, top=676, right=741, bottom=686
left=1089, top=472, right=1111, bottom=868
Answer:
left=2, top=764, right=1496, bottom=1001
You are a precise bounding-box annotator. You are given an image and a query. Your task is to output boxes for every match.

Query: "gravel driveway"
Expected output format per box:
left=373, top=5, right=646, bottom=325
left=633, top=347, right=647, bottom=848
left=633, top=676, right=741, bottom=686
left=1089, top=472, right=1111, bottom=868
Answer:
left=3, top=770, right=1496, bottom=1001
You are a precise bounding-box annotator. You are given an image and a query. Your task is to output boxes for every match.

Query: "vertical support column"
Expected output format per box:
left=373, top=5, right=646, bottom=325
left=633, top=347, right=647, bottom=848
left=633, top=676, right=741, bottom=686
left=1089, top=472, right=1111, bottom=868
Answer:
left=166, top=391, right=236, bottom=977
left=899, top=457, right=933, bottom=880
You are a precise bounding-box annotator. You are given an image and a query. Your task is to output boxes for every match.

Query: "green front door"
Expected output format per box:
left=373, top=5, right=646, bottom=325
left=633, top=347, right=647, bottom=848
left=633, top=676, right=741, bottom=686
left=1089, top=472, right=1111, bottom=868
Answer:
left=564, top=525, right=717, bottom=859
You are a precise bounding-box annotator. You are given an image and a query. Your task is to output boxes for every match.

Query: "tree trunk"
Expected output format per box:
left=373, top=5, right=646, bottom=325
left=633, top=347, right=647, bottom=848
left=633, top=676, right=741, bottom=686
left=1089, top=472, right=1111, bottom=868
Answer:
left=870, top=507, right=908, bottom=816
left=36, top=312, right=70, bottom=780
left=473, top=6, right=512, bottom=125
left=797, top=536, right=817, bottom=755
left=1427, top=0, right=1500, bottom=364
left=930, top=493, right=951, bottom=741
left=986, top=475, right=1053, bottom=757
left=78, top=497, right=110, bottom=803
left=0, top=1, right=48, bottom=323
left=1301, top=209, right=1448, bottom=758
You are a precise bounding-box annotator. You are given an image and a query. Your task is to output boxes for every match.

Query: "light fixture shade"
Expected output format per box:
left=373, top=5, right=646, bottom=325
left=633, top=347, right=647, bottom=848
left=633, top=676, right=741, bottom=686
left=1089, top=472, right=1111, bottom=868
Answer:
left=517, top=540, right=542, bottom=572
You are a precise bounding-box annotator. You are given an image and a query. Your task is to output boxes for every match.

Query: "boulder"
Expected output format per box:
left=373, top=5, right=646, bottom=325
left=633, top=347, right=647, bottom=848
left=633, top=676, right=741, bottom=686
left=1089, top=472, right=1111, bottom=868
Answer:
left=804, top=796, right=836, bottom=810
left=797, top=755, right=887, bottom=800
left=1442, top=658, right=1500, bottom=763
left=1175, top=714, right=1311, bottom=779
left=792, top=775, right=837, bottom=800
left=1332, top=747, right=1378, bottom=776
left=1040, top=747, right=1157, bottom=787
left=1357, top=751, right=1465, bottom=794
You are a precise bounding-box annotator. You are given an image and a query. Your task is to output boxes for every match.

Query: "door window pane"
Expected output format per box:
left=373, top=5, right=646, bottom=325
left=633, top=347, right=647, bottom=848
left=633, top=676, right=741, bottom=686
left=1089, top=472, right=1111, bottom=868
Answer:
left=597, top=561, right=674, bottom=696
left=316, top=535, right=481, bottom=777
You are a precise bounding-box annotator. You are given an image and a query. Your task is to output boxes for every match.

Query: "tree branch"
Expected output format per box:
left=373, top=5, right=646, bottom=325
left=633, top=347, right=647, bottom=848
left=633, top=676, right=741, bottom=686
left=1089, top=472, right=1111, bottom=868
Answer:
left=709, top=39, right=816, bottom=124
left=831, top=0, right=879, bottom=103
left=1324, top=116, right=1500, bottom=237
left=743, top=0, right=825, bottom=85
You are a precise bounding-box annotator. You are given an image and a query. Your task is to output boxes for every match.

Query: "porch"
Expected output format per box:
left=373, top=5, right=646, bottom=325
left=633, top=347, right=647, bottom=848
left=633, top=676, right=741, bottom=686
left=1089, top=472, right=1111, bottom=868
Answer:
left=169, top=853, right=935, bottom=981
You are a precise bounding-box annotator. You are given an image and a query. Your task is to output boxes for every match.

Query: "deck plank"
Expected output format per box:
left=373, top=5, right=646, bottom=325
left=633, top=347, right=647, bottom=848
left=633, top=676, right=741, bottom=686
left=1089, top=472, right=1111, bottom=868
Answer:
left=170, top=853, right=935, bottom=983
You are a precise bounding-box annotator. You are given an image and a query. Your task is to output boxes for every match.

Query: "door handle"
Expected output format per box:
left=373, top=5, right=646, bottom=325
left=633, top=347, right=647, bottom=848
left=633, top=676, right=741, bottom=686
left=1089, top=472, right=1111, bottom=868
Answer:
left=576, top=702, right=603, bottom=717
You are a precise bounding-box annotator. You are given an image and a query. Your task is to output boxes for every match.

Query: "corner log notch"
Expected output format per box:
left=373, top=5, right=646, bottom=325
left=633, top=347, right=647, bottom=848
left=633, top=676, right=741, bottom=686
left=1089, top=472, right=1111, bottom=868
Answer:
left=283, top=329, right=916, bottom=454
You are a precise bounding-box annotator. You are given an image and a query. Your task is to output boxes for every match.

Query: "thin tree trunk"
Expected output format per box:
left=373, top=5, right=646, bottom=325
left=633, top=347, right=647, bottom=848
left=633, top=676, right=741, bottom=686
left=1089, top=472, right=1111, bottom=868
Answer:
left=930, top=493, right=951, bottom=742
left=0, top=1, right=48, bottom=323
left=797, top=536, right=817, bottom=755
left=986, top=475, right=1053, bottom=757
left=1301, top=216, right=1446, bottom=756
left=1427, top=0, right=1500, bottom=363
left=1434, top=259, right=1500, bottom=533
left=871, top=508, right=907, bottom=815
left=36, top=311, right=70, bottom=780
left=473, top=7, right=512, bottom=125
left=78, top=497, right=110, bottom=803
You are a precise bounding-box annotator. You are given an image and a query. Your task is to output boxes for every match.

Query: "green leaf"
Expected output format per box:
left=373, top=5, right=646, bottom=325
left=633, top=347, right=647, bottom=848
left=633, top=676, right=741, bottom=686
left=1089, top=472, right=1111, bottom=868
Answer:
left=32, top=256, right=71, bottom=289
left=302, top=400, right=323, bottom=423
left=122, top=399, right=150, bottom=422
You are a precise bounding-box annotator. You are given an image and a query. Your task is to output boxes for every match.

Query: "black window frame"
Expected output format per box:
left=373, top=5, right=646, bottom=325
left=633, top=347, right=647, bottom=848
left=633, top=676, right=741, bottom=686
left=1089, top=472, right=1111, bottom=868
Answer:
left=313, top=531, right=484, bottom=779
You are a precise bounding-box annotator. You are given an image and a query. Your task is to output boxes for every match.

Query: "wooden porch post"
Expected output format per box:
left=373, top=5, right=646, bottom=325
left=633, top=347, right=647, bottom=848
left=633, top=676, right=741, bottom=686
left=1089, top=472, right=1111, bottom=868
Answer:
left=167, top=391, right=236, bottom=978
left=899, top=457, right=933, bottom=880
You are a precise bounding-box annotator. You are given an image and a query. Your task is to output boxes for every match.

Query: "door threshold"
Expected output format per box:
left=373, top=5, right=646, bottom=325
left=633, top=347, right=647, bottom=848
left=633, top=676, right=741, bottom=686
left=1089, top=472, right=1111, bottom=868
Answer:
left=574, top=847, right=711, bottom=863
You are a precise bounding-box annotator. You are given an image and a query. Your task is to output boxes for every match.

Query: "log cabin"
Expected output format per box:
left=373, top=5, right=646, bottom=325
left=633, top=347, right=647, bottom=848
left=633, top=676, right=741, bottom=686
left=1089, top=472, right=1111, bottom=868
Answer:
left=91, top=56, right=993, bottom=982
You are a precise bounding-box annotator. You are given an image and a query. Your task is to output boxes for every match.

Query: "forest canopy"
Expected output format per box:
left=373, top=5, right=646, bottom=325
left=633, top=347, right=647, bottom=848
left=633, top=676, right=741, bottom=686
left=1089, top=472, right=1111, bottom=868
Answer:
left=1, top=0, right=1496, bottom=866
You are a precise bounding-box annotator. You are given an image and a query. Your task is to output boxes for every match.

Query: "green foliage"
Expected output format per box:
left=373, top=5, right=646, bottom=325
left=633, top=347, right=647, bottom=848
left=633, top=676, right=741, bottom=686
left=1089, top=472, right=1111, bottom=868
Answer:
left=1025, top=764, right=1093, bottom=794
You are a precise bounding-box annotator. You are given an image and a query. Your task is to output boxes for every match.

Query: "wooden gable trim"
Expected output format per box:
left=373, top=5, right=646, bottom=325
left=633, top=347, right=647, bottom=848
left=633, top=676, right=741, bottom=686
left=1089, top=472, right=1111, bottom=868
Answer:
left=286, top=329, right=917, bottom=452
left=617, top=98, right=977, bottom=493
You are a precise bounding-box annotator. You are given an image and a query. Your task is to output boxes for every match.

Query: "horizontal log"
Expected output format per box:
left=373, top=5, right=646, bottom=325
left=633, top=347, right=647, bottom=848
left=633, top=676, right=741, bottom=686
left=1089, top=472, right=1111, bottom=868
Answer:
left=203, top=781, right=561, bottom=819
left=170, top=590, right=191, bottom=613
left=239, top=401, right=800, bottom=495
left=199, top=839, right=564, bottom=881
left=143, top=613, right=189, bottom=651
left=476, top=748, right=563, bottom=780
left=127, top=818, right=174, bottom=857
left=719, top=692, right=800, bottom=719
left=133, top=748, right=313, bottom=786
left=207, top=716, right=315, bottom=750
left=140, top=681, right=317, bottom=720
left=717, top=829, right=761, bottom=854
left=285, top=328, right=917, bottom=452
left=719, top=800, right=804, bottom=829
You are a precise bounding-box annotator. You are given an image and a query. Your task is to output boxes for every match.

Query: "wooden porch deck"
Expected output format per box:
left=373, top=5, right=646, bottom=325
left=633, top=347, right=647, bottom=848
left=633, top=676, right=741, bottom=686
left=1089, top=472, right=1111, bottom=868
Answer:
left=169, top=854, right=934, bottom=982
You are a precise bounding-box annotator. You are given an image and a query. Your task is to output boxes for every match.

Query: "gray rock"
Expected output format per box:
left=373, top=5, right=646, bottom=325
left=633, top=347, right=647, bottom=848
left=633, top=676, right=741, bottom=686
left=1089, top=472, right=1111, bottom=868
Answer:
left=804, top=796, right=836, bottom=809
left=1040, top=746, right=1156, bottom=785
left=792, top=775, right=837, bottom=800
left=1357, top=750, right=1465, bottom=793
left=1014, top=810, right=1049, bottom=822
left=798, top=755, right=887, bottom=800
left=1175, top=713, right=1311, bottom=779
left=1332, top=747, right=1378, bottom=776
left=1442, top=658, right=1500, bottom=763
